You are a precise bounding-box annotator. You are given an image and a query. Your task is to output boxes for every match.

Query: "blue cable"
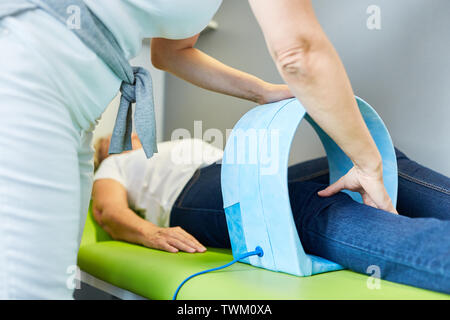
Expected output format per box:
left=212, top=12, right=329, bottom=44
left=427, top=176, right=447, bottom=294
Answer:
left=172, top=246, right=264, bottom=300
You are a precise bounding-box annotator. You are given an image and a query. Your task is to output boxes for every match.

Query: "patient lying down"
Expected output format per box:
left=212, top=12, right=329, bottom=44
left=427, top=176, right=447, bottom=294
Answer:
left=92, top=135, right=450, bottom=294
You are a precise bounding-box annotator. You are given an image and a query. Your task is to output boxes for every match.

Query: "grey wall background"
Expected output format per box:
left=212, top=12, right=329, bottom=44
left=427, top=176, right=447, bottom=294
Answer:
left=164, top=0, right=450, bottom=176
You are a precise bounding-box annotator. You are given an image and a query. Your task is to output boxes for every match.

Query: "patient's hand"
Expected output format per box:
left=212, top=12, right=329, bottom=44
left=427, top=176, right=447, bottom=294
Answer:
left=141, top=225, right=207, bottom=253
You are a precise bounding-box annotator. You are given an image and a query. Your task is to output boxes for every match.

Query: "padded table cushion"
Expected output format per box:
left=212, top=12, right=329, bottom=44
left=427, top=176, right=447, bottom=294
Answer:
left=77, top=205, right=449, bottom=300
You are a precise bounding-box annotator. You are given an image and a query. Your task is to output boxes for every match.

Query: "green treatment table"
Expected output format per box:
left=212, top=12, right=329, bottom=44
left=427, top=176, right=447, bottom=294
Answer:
left=77, top=205, right=449, bottom=300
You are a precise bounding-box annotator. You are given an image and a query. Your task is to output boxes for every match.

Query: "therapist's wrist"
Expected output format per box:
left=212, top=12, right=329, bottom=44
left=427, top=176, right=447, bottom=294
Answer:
left=256, top=82, right=294, bottom=105
left=352, top=148, right=383, bottom=177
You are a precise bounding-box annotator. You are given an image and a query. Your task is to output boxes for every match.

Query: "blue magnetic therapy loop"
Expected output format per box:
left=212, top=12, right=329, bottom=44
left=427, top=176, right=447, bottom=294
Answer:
left=221, top=97, right=398, bottom=276
left=172, top=97, right=397, bottom=299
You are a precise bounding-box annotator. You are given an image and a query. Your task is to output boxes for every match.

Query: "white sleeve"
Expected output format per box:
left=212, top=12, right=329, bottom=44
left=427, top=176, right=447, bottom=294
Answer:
left=138, top=0, right=223, bottom=40
left=93, top=156, right=127, bottom=187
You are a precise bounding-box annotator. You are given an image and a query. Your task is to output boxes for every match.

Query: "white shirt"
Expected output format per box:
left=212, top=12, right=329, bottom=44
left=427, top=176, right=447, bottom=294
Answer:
left=84, top=0, right=223, bottom=60
left=94, top=139, right=223, bottom=227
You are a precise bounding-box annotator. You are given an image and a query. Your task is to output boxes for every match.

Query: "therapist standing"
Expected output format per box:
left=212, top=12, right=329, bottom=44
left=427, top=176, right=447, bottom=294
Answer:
left=0, top=0, right=394, bottom=299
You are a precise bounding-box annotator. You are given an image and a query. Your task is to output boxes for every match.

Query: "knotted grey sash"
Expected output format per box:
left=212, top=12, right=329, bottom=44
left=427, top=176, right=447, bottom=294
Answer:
left=0, top=0, right=157, bottom=158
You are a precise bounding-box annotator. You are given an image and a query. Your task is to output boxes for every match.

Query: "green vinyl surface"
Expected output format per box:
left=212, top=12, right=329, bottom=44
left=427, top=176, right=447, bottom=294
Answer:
left=77, top=204, right=449, bottom=300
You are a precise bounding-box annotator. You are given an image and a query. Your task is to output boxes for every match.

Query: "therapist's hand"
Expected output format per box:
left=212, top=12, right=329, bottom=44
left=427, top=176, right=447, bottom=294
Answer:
left=318, top=165, right=398, bottom=214
left=257, top=83, right=294, bottom=105
left=141, top=225, right=207, bottom=253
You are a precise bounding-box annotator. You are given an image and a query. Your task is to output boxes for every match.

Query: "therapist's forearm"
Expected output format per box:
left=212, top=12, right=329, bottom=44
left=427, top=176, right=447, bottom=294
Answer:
left=152, top=39, right=284, bottom=104
left=249, top=0, right=381, bottom=171
left=281, top=43, right=381, bottom=171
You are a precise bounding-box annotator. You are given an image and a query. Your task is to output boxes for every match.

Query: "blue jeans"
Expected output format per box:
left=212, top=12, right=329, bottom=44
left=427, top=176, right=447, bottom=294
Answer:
left=170, top=149, right=450, bottom=294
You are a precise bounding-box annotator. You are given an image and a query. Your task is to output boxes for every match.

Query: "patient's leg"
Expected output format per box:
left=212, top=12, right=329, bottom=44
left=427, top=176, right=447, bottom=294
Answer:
left=170, top=159, right=330, bottom=248
left=395, top=149, right=450, bottom=220
left=287, top=148, right=450, bottom=220
left=170, top=163, right=231, bottom=248
left=287, top=156, right=329, bottom=184
left=171, top=161, right=450, bottom=293
left=289, top=180, right=450, bottom=294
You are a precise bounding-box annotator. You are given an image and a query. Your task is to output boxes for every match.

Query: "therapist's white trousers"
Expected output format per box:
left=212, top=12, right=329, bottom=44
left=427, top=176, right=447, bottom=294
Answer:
left=0, top=10, right=120, bottom=299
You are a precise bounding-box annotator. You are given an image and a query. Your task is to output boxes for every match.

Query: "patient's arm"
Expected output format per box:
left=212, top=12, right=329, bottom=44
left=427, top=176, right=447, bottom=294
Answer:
left=151, top=35, right=293, bottom=105
left=91, top=179, right=206, bottom=253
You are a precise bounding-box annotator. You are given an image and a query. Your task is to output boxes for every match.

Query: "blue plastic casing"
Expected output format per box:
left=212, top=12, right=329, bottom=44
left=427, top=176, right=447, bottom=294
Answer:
left=221, top=97, right=398, bottom=276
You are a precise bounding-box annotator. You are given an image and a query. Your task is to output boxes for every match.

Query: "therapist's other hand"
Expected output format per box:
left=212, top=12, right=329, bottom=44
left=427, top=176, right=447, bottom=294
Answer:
left=257, top=83, right=294, bottom=105
left=141, top=225, right=207, bottom=253
left=318, top=165, right=398, bottom=214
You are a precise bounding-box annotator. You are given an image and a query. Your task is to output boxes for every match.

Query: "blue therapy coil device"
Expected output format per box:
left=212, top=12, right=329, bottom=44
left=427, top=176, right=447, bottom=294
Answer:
left=221, top=97, right=398, bottom=276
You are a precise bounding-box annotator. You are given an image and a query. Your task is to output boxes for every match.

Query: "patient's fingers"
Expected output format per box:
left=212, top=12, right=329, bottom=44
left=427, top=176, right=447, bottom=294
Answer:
left=167, top=237, right=197, bottom=253
left=173, top=227, right=206, bottom=252
left=154, top=234, right=194, bottom=253
left=171, top=228, right=206, bottom=252
left=156, top=241, right=179, bottom=253
left=145, top=226, right=207, bottom=253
